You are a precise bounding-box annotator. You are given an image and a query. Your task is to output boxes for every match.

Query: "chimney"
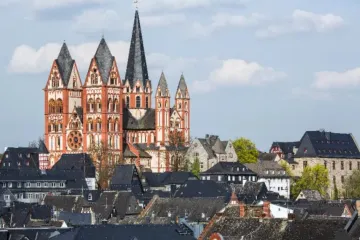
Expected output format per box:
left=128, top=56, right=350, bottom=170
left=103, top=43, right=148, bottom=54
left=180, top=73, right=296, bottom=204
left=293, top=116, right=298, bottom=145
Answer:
left=239, top=202, right=245, bottom=217
left=262, top=201, right=271, bottom=218
left=230, top=191, right=239, bottom=205
left=356, top=200, right=360, bottom=215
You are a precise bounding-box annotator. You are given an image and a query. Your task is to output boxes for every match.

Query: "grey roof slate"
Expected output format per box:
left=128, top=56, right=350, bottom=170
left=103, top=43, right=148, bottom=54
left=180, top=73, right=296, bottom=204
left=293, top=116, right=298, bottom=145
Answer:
left=157, top=72, right=169, bottom=96
left=258, top=152, right=277, bottom=161
left=56, top=43, right=74, bottom=86
left=245, top=161, right=289, bottom=178
left=125, top=10, right=149, bottom=88
left=94, top=38, right=114, bottom=84
left=123, top=109, right=155, bottom=130
left=202, top=162, right=256, bottom=176
left=271, top=141, right=300, bottom=155
left=38, top=140, right=49, bottom=154
left=173, top=180, right=231, bottom=199
left=298, top=190, right=323, bottom=201
left=176, top=74, right=188, bottom=98
left=51, top=153, right=95, bottom=178
left=75, top=107, right=83, bottom=124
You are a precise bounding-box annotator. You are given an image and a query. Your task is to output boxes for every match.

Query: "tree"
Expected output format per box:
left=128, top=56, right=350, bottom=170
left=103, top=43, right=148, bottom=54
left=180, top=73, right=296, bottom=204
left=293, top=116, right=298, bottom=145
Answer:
left=291, top=164, right=329, bottom=198
left=232, top=137, right=258, bottom=163
left=88, top=141, right=120, bottom=190
left=191, top=157, right=200, bottom=178
left=343, top=170, right=360, bottom=198
left=28, top=136, right=45, bottom=148
left=168, top=131, right=189, bottom=171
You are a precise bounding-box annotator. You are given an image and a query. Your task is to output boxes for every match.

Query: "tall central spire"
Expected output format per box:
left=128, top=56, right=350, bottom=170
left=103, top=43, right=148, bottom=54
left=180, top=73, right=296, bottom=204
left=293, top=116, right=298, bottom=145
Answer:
left=125, top=10, right=149, bottom=88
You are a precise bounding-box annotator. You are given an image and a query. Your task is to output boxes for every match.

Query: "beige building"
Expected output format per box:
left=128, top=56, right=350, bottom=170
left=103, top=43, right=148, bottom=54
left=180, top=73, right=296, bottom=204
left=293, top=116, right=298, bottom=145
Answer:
left=277, top=130, right=360, bottom=198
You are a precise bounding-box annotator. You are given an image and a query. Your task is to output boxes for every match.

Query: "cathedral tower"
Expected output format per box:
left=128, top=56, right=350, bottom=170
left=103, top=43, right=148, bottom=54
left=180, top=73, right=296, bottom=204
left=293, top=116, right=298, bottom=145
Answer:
left=44, top=43, right=82, bottom=165
left=123, top=10, right=152, bottom=111
left=82, top=38, right=123, bottom=163
left=174, top=74, right=190, bottom=145
left=155, top=72, right=170, bottom=146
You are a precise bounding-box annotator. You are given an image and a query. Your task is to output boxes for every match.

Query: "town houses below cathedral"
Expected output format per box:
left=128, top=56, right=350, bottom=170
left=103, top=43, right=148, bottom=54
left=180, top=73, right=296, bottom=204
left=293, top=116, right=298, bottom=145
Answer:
left=43, top=10, right=190, bottom=172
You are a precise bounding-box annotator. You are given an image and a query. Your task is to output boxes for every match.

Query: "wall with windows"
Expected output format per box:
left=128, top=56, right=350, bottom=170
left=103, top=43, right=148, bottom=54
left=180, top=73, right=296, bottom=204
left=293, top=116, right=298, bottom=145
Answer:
left=258, top=177, right=290, bottom=199
left=200, top=174, right=257, bottom=185
left=186, top=139, right=217, bottom=172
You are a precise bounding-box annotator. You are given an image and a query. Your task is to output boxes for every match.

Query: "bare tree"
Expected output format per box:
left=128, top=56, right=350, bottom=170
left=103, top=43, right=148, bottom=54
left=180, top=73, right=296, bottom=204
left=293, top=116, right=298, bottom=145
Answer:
left=28, top=136, right=45, bottom=148
left=88, top=141, right=122, bottom=189
left=168, top=131, right=189, bottom=172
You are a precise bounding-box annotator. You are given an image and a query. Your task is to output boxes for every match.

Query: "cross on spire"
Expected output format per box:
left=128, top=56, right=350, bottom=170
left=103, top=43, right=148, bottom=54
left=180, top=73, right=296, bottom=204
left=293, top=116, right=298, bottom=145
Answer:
left=134, top=0, right=139, bottom=9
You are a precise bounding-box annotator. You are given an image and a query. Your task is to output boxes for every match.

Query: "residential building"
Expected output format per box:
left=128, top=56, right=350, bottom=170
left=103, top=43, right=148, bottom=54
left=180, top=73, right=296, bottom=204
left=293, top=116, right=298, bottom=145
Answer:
left=289, top=130, right=360, bottom=197
left=43, top=10, right=191, bottom=172
left=200, top=162, right=257, bottom=185
left=270, top=141, right=300, bottom=160
left=245, top=160, right=291, bottom=199
left=186, top=134, right=237, bottom=172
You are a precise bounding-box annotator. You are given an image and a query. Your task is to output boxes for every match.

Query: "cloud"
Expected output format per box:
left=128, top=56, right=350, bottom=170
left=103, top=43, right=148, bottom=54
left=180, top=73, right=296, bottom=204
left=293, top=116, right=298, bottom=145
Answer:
left=8, top=41, right=197, bottom=81
left=312, top=67, right=360, bottom=89
left=291, top=87, right=332, bottom=101
left=256, top=10, right=344, bottom=38
left=192, top=59, right=286, bottom=93
left=72, top=8, right=186, bottom=33
left=193, top=12, right=266, bottom=36
left=0, top=0, right=104, bottom=9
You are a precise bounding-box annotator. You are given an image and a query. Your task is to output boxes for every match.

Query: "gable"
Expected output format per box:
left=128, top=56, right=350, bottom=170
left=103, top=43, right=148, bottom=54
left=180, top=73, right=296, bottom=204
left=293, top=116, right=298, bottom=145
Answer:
left=106, top=59, right=121, bottom=86
left=83, top=58, right=102, bottom=87
left=170, top=109, right=182, bottom=121
left=45, top=61, right=65, bottom=90
left=66, top=62, right=82, bottom=89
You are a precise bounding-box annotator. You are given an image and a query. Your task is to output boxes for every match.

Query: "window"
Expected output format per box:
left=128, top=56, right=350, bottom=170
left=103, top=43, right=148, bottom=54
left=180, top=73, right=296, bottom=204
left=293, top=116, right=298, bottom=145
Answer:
left=126, top=96, right=130, bottom=108
left=350, top=162, right=352, bottom=170
left=292, top=165, right=295, bottom=170
left=136, top=96, right=141, bottom=108
left=17, top=182, right=21, bottom=188
left=341, top=161, right=344, bottom=170
left=145, top=97, right=149, bottom=108
left=206, top=176, right=210, bottom=180
left=333, top=161, right=336, bottom=170
left=96, top=98, right=101, bottom=113
left=36, top=182, right=41, bottom=188
left=333, top=176, right=336, bottom=182
left=126, top=87, right=130, bottom=93
left=303, top=161, right=307, bottom=168
left=324, top=161, right=327, bottom=169
left=4, top=195, right=10, bottom=201
left=200, top=162, right=203, bottom=169
left=341, top=176, right=344, bottom=183
left=8, top=182, right=12, bottom=188
left=228, top=176, right=231, bottom=181
left=218, top=176, right=222, bottom=181
left=25, top=182, right=30, bottom=188
left=60, top=182, right=65, bottom=188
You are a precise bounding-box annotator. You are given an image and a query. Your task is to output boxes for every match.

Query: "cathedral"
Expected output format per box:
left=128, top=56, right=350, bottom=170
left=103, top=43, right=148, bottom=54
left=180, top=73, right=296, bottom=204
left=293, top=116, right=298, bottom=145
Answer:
left=43, top=10, right=190, bottom=172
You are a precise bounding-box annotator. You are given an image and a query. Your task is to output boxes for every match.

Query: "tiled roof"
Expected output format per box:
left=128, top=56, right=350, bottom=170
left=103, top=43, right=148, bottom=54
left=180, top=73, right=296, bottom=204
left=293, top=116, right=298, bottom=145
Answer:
left=298, top=190, right=323, bottom=201
left=271, top=141, right=300, bottom=155
left=123, top=109, right=155, bottom=130
left=173, top=180, right=231, bottom=199
left=52, top=153, right=95, bottom=178
left=125, top=10, right=149, bottom=88
left=94, top=38, right=114, bottom=84
left=245, top=161, right=289, bottom=178
left=1, top=147, right=40, bottom=169
left=56, top=42, right=74, bottom=86
left=176, top=74, right=188, bottom=97
left=143, top=172, right=197, bottom=188
left=157, top=72, right=169, bottom=96
left=295, top=130, right=360, bottom=159
left=202, top=162, right=256, bottom=176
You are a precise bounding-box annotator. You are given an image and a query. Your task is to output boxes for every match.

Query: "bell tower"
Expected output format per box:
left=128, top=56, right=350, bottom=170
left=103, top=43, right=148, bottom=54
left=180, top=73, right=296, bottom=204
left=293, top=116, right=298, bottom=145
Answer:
left=175, top=74, right=190, bottom=145
left=155, top=72, right=170, bottom=146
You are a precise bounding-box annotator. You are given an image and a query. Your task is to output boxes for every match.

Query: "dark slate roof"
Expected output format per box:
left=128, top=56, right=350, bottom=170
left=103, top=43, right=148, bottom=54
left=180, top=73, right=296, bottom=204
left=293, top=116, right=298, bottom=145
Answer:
left=202, top=217, right=350, bottom=240
left=298, top=190, right=323, bottom=201
left=295, top=130, right=360, bottom=159
left=94, top=38, right=114, bottom=84
left=51, top=153, right=95, bottom=178
left=176, top=74, right=188, bottom=97
left=197, top=135, right=228, bottom=158
left=123, top=108, right=155, bottom=130
left=110, top=165, right=137, bottom=185
left=125, top=10, right=149, bottom=88
left=157, top=72, right=169, bottom=96
left=56, top=42, right=75, bottom=86
left=173, top=180, right=231, bottom=199
left=51, top=224, right=195, bottom=240
left=245, top=161, right=289, bottom=178
left=58, top=212, right=91, bottom=226
left=1, top=147, right=39, bottom=169
left=258, top=152, right=277, bottom=161
left=271, top=141, right=300, bottom=155
left=238, top=181, right=268, bottom=197
left=202, top=162, right=256, bottom=176
left=143, top=172, right=198, bottom=188
left=75, top=107, right=83, bottom=124
left=38, top=140, right=49, bottom=154
left=141, top=197, right=227, bottom=222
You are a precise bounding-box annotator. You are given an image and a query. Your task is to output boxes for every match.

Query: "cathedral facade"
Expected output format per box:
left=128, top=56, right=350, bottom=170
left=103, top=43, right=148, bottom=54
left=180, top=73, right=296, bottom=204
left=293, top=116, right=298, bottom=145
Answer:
left=43, top=10, right=190, bottom=172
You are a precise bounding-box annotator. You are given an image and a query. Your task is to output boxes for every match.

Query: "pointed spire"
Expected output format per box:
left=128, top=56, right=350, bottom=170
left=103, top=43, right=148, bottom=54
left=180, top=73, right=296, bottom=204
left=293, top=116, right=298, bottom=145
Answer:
left=94, top=37, right=114, bottom=84
left=56, top=42, right=74, bottom=86
left=157, top=72, right=169, bottom=97
left=125, top=10, right=149, bottom=88
left=176, top=74, right=188, bottom=98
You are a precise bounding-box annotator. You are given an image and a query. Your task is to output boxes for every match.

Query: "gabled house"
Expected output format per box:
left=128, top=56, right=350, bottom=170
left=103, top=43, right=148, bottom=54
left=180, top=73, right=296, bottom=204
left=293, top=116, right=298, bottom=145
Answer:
left=290, top=130, right=360, bottom=197
left=142, top=171, right=198, bottom=192
left=110, top=164, right=144, bottom=194
left=245, top=160, right=290, bottom=199
left=186, top=134, right=237, bottom=172
left=200, top=162, right=257, bottom=185
left=270, top=141, right=300, bottom=160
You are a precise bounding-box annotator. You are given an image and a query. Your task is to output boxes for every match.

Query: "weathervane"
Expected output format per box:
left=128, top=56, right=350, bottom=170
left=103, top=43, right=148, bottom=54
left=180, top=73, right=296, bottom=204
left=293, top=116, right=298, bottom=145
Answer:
left=134, top=0, right=139, bottom=9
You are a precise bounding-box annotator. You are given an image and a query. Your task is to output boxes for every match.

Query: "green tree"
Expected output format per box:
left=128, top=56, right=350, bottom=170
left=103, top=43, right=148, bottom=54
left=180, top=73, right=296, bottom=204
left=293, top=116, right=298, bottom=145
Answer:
left=280, top=162, right=297, bottom=199
left=343, top=170, right=360, bottom=198
left=191, top=157, right=200, bottom=178
left=291, top=164, right=329, bottom=198
left=232, top=137, right=258, bottom=163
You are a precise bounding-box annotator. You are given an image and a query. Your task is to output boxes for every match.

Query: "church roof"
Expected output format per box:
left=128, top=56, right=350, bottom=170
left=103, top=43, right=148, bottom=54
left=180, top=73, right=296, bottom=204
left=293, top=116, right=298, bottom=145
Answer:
left=176, top=74, right=188, bottom=97
left=94, top=38, right=114, bottom=84
left=157, top=72, right=169, bottom=96
left=123, top=109, right=156, bottom=130
left=125, top=10, right=149, bottom=88
left=75, top=106, right=83, bottom=124
left=56, top=42, right=75, bottom=86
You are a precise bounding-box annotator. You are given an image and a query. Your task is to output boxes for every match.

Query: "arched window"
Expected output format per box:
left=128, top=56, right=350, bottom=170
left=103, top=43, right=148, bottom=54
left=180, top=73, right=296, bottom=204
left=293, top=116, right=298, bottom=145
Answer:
left=96, top=98, right=101, bottom=113
left=113, top=99, right=118, bottom=112
left=114, top=118, right=119, bottom=132
left=88, top=98, right=95, bottom=113
left=87, top=118, right=93, bottom=131
left=56, top=99, right=63, bottom=113
left=48, top=99, right=55, bottom=114
left=96, top=118, right=101, bottom=131
left=108, top=98, right=113, bottom=112
left=136, top=96, right=141, bottom=108
left=126, top=96, right=130, bottom=108
left=89, top=134, right=94, bottom=146
left=48, top=124, right=51, bottom=132
left=108, top=118, right=113, bottom=131
left=178, top=103, right=182, bottom=110
left=91, top=69, right=98, bottom=84
left=145, top=97, right=149, bottom=108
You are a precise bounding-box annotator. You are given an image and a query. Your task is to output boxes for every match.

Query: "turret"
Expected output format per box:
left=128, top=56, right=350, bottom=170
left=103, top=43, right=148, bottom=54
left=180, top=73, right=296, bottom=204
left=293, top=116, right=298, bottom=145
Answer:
left=155, top=72, right=170, bottom=145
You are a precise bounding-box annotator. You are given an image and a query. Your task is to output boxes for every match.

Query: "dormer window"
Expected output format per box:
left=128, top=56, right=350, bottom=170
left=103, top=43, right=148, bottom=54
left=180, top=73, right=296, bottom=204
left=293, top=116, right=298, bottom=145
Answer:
left=88, top=193, right=92, bottom=201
